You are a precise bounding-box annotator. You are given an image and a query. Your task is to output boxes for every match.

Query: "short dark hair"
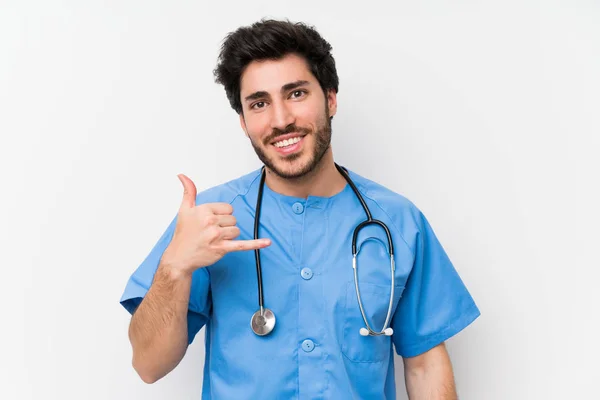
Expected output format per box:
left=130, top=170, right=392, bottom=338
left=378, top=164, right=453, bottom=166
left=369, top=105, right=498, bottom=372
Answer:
left=213, top=19, right=339, bottom=114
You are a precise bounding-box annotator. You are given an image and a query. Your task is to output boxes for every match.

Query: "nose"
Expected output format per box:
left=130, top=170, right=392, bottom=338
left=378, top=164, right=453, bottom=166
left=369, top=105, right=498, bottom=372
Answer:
left=270, top=100, right=295, bottom=131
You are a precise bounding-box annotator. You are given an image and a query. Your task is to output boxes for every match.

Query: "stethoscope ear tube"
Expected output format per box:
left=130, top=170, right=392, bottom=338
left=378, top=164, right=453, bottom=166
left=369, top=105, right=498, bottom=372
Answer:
left=353, top=253, right=396, bottom=336
left=339, top=163, right=396, bottom=337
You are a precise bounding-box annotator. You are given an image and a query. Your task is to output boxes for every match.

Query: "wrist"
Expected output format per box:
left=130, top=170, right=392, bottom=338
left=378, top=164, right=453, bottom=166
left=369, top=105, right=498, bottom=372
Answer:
left=157, top=256, right=193, bottom=281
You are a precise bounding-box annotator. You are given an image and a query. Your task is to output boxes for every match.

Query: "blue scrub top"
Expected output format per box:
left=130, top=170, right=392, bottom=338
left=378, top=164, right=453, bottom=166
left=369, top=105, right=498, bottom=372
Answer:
left=120, top=167, right=480, bottom=399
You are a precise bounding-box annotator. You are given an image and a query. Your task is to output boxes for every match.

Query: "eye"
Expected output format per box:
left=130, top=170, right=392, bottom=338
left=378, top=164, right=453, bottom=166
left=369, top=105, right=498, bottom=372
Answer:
left=290, top=90, right=306, bottom=99
left=251, top=101, right=266, bottom=110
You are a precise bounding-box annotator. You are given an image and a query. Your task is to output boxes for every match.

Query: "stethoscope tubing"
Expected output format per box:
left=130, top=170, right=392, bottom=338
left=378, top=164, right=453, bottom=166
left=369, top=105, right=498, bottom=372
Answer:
left=254, top=169, right=267, bottom=312
left=252, top=163, right=396, bottom=337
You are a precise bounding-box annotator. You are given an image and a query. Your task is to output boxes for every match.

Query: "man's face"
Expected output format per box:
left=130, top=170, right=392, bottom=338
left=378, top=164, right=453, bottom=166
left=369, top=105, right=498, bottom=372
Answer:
left=239, top=53, right=337, bottom=179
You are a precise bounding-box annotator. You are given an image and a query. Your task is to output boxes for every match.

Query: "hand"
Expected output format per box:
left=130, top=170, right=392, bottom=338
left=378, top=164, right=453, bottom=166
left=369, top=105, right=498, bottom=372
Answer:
left=161, top=173, right=271, bottom=275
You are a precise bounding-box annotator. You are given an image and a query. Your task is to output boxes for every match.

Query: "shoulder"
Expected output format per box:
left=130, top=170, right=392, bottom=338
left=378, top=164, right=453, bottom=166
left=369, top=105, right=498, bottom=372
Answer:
left=194, top=168, right=262, bottom=206
left=347, top=168, right=422, bottom=219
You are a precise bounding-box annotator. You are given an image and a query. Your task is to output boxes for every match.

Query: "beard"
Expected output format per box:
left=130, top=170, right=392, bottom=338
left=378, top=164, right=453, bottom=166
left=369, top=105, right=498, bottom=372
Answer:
left=248, top=106, right=332, bottom=180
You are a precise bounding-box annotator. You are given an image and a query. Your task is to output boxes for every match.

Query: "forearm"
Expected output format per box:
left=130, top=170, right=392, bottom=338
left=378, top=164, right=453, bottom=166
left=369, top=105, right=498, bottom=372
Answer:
left=404, top=344, right=457, bottom=400
left=128, top=261, right=192, bottom=383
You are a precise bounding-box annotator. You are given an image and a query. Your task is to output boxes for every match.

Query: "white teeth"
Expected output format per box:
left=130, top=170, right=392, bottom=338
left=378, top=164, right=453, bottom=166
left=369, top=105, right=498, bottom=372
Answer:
left=274, top=136, right=301, bottom=148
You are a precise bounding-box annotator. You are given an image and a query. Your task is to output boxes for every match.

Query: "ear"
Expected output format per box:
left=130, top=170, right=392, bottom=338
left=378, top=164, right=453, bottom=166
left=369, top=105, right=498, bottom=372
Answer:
left=326, top=89, right=337, bottom=118
left=239, top=113, right=249, bottom=138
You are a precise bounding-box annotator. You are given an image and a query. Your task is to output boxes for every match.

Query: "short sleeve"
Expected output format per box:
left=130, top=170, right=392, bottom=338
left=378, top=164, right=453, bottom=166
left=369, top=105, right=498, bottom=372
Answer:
left=119, top=215, right=212, bottom=345
left=392, top=211, right=480, bottom=357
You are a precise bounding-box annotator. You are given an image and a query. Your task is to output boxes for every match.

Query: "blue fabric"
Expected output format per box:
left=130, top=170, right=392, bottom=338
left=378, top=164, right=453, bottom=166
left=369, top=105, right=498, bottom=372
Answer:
left=120, top=167, right=480, bottom=399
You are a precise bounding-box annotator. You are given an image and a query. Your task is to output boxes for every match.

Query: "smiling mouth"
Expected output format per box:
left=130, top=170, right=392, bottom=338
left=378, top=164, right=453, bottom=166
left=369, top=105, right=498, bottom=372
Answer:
left=273, top=136, right=303, bottom=148
left=270, top=135, right=305, bottom=155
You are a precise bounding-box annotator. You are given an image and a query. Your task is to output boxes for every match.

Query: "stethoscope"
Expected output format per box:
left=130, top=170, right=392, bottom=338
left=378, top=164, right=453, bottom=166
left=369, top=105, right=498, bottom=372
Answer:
left=250, top=163, right=396, bottom=337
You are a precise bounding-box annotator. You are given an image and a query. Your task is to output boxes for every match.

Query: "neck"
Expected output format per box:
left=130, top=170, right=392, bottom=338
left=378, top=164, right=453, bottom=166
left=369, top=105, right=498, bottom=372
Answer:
left=264, top=149, right=347, bottom=199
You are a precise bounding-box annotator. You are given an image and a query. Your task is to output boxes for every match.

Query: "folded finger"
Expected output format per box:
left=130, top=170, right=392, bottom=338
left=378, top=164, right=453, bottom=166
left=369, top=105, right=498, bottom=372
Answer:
left=217, top=215, right=237, bottom=227
left=220, top=226, right=240, bottom=240
left=207, top=202, right=234, bottom=215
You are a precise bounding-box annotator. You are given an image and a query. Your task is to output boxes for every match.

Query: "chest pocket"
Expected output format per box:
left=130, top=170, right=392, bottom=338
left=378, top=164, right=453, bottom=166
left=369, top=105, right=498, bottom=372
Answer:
left=341, top=281, right=404, bottom=362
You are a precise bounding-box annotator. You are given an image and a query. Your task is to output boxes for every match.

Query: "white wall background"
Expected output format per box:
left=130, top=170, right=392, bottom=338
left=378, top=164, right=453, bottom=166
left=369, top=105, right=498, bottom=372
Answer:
left=1, top=1, right=598, bottom=399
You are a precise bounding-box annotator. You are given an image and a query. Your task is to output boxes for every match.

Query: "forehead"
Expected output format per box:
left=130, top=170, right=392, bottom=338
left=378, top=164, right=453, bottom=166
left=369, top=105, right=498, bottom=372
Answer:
left=240, top=53, right=317, bottom=95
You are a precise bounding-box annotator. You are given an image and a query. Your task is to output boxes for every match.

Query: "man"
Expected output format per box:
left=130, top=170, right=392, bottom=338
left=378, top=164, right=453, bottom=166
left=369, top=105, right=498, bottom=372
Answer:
left=120, top=19, right=480, bottom=399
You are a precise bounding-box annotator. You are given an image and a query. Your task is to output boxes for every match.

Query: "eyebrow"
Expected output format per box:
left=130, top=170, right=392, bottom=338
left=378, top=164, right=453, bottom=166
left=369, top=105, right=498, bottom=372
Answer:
left=244, top=80, right=310, bottom=103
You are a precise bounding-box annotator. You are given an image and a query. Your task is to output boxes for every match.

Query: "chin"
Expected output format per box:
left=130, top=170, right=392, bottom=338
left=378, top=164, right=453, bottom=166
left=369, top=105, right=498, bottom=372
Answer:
left=267, top=155, right=314, bottom=179
left=252, top=132, right=329, bottom=180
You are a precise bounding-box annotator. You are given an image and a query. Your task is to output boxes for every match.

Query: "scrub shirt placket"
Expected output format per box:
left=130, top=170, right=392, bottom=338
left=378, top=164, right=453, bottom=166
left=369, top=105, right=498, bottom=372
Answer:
left=293, top=196, right=328, bottom=399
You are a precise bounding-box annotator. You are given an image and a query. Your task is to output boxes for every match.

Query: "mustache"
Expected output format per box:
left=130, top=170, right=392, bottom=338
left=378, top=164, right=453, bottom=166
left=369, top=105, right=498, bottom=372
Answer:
left=265, top=124, right=311, bottom=144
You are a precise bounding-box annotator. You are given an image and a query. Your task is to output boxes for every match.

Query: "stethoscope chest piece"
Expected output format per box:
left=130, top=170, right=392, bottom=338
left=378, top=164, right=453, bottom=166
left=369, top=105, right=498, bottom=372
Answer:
left=251, top=308, right=276, bottom=336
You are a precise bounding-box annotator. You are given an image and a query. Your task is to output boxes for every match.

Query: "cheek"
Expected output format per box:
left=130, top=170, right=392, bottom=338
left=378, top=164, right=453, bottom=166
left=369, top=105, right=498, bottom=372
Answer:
left=302, top=112, right=324, bottom=132
left=245, top=115, right=270, bottom=139
left=298, top=100, right=326, bottom=126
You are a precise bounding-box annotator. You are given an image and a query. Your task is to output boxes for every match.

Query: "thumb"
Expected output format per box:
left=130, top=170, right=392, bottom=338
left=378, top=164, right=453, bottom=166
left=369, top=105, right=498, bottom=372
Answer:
left=177, top=173, right=197, bottom=210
